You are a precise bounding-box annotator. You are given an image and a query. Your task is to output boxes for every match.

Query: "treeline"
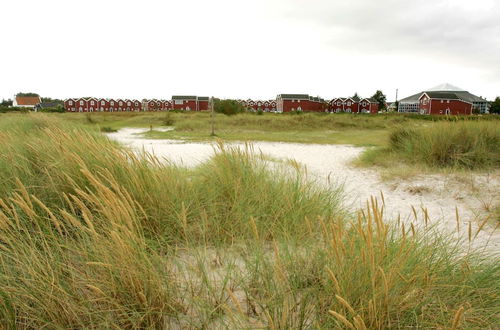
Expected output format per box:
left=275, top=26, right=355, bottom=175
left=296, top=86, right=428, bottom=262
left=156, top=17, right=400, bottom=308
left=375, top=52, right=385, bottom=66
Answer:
left=0, top=105, right=65, bottom=113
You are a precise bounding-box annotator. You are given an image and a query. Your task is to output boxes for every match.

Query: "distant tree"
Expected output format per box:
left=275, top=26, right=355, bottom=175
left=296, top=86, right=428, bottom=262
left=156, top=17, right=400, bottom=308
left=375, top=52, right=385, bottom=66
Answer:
left=41, top=97, right=64, bottom=106
left=16, top=92, right=40, bottom=97
left=1, top=99, right=13, bottom=107
left=490, top=97, right=500, bottom=114
left=352, top=92, right=359, bottom=99
left=371, top=90, right=387, bottom=111
left=214, top=99, right=244, bottom=116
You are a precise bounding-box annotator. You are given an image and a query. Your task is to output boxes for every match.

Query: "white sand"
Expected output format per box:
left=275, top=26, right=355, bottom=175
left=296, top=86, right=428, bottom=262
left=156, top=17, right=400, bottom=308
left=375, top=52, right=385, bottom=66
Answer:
left=107, top=128, right=499, bottom=254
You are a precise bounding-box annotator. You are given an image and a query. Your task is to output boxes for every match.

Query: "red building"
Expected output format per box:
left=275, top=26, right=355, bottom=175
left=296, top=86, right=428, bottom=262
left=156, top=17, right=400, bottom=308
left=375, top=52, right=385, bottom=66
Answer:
left=108, top=99, right=117, bottom=111
left=171, top=96, right=209, bottom=111
left=270, top=100, right=277, bottom=112
left=359, top=98, right=379, bottom=114
left=132, top=99, right=142, bottom=111
left=419, top=92, right=472, bottom=115
left=76, top=98, right=88, bottom=112
left=64, top=98, right=78, bottom=112
left=329, top=98, right=344, bottom=113
left=97, top=98, right=110, bottom=112
left=276, top=94, right=326, bottom=113
left=328, top=96, right=360, bottom=113
left=197, top=97, right=209, bottom=111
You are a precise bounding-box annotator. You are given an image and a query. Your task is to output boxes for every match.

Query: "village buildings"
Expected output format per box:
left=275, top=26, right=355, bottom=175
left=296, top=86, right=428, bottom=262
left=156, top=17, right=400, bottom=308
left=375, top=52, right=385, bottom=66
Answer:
left=328, top=95, right=379, bottom=114
left=63, top=96, right=205, bottom=112
left=239, top=99, right=277, bottom=112
left=57, top=84, right=487, bottom=115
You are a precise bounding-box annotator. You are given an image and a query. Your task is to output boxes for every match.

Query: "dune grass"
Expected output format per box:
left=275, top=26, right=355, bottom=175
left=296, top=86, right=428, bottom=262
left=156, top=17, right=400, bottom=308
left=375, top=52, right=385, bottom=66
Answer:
left=56, top=111, right=410, bottom=146
left=0, top=114, right=498, bottom=328
left=357, top=120, right=500, bottom=176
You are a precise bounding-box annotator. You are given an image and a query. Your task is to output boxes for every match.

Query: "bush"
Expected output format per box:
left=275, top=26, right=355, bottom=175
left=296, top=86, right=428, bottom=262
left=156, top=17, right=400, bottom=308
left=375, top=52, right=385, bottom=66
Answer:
left=0, top=106, right=29, bottom=113
left=214, top=99, right=244, bottom=115
left=162, top=112, right=175, bottom=126
left=100, top=126, right=117, bottom=133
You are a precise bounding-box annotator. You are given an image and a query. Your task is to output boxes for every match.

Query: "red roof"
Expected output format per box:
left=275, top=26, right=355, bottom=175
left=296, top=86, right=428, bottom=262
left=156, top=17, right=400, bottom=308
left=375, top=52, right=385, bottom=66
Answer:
left=16, top=96, right=41, bottom=106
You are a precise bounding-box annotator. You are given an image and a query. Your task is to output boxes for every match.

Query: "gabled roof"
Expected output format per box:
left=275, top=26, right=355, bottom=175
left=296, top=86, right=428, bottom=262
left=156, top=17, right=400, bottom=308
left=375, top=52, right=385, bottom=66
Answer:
left=15, top=96, right=41, bottom=106
left=400, top=84, right=488, bottom=105
left=197, top=96, right=209, bottom=101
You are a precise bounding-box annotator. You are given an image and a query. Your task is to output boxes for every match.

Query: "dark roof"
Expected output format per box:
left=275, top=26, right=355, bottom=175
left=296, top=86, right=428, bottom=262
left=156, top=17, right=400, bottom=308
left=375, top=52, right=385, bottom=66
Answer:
left=400, top=90, right=487, bottom=104
left=197, top=96, right=209, bottom=101
left=36, top=102, right=59, bottom=108
left=452, top=91, right=488, bottom=103
left=399, top=92, right=423, bottom=103
left=424, top=92, right=460, bottom=100
left=278, top=94, right=310, bottom=100
left=352, top=95, right=361, bottom=102
left=172, top=95, right=197, bottom=100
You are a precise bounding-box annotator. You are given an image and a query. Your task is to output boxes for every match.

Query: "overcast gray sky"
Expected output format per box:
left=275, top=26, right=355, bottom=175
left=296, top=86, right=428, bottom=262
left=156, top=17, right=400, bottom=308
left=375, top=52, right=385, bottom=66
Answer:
left=1, top=0, right=499, bottom=101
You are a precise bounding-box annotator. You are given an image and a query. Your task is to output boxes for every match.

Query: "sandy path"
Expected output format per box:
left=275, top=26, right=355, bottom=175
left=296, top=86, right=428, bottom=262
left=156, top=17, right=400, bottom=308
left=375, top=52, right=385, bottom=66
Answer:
left=107, top=128, right=499, bottom=254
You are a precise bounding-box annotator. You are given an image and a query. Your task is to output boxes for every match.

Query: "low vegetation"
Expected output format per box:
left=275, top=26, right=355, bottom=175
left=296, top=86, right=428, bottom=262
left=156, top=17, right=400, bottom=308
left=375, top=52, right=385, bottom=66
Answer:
left=360, top=121, right=500, bottom=171
left=0, top=114, right=498, bottom=328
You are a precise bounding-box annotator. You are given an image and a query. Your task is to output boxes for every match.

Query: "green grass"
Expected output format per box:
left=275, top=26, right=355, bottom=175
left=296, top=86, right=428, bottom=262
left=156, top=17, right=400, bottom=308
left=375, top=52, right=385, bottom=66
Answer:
left=358, top=121, right=500, bottom=172
left=0, top=114, right=498, bottom=328
left=52, top=111, right=409, bottom=146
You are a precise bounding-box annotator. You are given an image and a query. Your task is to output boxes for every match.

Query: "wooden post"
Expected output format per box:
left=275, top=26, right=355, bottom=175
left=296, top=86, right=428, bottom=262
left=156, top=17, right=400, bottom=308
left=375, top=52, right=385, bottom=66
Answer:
left=210, top=97, right=216, bottom=136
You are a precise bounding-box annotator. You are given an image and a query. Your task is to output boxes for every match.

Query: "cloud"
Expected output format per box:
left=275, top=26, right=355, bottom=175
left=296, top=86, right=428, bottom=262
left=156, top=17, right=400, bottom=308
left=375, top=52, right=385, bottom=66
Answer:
left=276, top=0, right=500, bottom=72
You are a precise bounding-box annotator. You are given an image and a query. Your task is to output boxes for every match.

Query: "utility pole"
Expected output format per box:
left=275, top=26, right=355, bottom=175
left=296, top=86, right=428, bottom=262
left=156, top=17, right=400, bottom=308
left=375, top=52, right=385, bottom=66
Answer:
left=395, top=88, right=399, bottom=112
left=210, top=97, right=216, bottom=136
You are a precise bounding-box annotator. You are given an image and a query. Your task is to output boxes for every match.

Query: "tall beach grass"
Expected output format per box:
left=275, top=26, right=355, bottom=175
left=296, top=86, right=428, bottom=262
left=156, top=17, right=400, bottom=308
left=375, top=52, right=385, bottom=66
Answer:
left=0, top=114, right=498, bottom=328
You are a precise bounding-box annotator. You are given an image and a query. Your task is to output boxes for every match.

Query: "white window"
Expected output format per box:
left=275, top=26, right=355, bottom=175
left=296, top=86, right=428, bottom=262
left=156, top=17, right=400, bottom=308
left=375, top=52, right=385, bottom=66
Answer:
left=127, top=102, right=131, bottom=106
left=337, top=101, right=341, bottom=106
left=101, top=101, right=105, bottom=105
left=91, top=101, right=95, bottom=105
left=298, top=100, right=301, bottom=103
left=174, top=100, right=183, bottom=105
left=80, top=101, right=84, bottom=105
left=111, top=101, right=115, bottom=105
left=446, top=100, right=450, bottom=103
left=441, top=100, right=444, bottom=103
left=119, top=102, right=123, bottom=106
left=347, top=101, right=352, bottom=106
left=69, top=101, right=73, bottom=105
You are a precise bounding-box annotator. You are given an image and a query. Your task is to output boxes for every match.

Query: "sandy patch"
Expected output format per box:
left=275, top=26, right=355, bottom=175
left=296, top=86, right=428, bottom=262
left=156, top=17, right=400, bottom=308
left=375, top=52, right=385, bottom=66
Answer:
left=107, top=128, right=499, bottom=254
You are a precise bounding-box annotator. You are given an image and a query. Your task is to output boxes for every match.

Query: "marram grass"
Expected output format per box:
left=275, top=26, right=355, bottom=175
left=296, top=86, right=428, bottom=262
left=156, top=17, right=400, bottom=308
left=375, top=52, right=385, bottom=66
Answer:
left=0, top=114, right=498, bottom=328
